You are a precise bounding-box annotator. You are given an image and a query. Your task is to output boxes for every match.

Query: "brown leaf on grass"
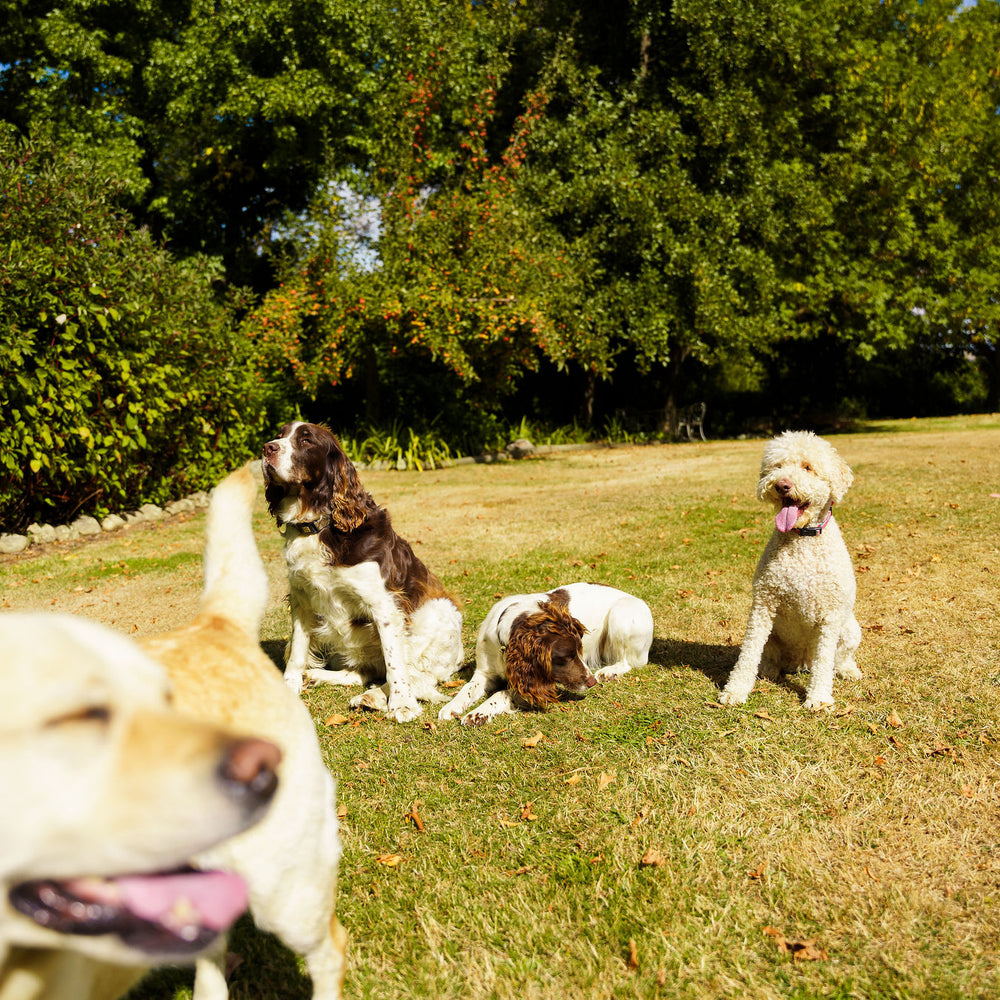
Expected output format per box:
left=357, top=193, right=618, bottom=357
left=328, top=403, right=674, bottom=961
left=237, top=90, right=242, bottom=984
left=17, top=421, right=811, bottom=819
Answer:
left=336, top=803, right=348, bottom=820
left=887, top=709, right=903, bottom=728
left=598, top=772, right=616, bottom=791
left=375, top=854, right=403, bottom=867
left=564, top=772, right=582, bottom=786
left=324, top=713, right=350, bottom=726
left=747, top=861, right=766, bottom=881
left=763, top=926, right=828, bottom=961
left=421, top=721, right=437, bottom=733
left=522, top=731, right=545, bottom=748
left=640, top=848, right=666, bottom=867
left=631, top=806, right=650, bottom=829
left=441, top=680, right=465, bottom=689
left=404, top=803, right=425, bottom=832
left=628, top=938, right=639, bottom=970
left=753, top=710, right=775, bottom=721
left=520, top=802, right=538, bottom=821
left=866, top=722, right=879, bottom=735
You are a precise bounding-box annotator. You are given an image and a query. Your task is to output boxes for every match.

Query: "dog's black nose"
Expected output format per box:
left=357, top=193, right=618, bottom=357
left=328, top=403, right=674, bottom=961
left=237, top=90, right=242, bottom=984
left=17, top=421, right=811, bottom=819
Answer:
left=219, top=738, right=281, bottom=812
left=262, top=441, right=279, bottom=459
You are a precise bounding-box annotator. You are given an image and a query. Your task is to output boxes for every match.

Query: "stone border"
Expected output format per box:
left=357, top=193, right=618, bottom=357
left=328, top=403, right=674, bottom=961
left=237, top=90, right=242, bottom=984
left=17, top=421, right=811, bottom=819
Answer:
left=0, top=491, right=210, bottom=555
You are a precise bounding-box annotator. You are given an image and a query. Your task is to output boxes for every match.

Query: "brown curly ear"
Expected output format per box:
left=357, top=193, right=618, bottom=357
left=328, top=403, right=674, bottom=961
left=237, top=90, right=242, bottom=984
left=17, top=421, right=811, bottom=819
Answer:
left=541, top=594, right=587, bottom=640
left=504, top=614, right=558, bottom=709
left=314, top=445, right=373, bottom=531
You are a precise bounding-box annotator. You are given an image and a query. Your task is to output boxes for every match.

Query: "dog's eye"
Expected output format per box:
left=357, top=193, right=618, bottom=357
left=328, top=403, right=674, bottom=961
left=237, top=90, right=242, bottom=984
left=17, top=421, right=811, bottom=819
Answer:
left=802, top=462, right=813, bottom=472
left=45, top=706, right=111, bottom=728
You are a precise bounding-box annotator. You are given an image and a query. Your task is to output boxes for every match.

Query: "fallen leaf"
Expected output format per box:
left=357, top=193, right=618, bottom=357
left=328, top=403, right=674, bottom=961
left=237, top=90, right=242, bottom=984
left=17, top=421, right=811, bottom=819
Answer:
left=375, top=854, right=402, bottom=867
left=522, top=731, right=545, bottom=748
left=336, top=803, right=348, bottom=819
left=887, top=710, right=903, bottom=728
left=764, top=926, right=828, bottom=961
left=404, top=803, right=425, bottom=832
left=564, top=773, right=582, bottom=786
left=639, top=847, right=666, bottom=867
left=628, top=938, right=639, bottom=970
left=598, top=772, right=616, bottom=791
left=753, top=710, right=775, bottom=721
left=866, top=722, right=879, bottom=735
left=520, top=802, right=538, bottom=821
left=631, top=806, right=650, bottom=829
left=506, top=866, right=534, bottom=877
left=747, top=861, right=766, bottom=880
left=441, top=680, right=465, bottom=689
left=324, top=713, right=350, bottom=726
left=421, top=721, right=437, bottom=732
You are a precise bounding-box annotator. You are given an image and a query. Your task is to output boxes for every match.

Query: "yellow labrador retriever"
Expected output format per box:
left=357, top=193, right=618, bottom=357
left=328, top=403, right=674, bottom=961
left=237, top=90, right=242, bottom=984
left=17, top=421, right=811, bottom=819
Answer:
left=1, top=464, right=345, bottom=1000
left=0, top=612, right=280, bottom=999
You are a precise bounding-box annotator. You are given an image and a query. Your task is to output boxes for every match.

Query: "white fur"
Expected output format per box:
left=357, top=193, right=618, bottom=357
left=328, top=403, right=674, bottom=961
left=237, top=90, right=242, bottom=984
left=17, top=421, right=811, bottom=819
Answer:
left=282, top=530, right=463, bottom=724
left=438, top=582, right=653, bottom=725
left=719, top=431, right=863, bottom=710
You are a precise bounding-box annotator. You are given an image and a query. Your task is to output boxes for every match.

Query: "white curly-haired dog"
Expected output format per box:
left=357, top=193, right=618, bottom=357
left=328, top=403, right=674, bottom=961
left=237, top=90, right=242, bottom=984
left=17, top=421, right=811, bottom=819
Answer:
left=719, top=430, right=862, bottom=710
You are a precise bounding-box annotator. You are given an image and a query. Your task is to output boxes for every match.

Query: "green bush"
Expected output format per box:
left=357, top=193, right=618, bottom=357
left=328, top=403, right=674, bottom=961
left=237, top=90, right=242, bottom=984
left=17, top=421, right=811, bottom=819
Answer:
left=0, top=128, right=268, bottom=532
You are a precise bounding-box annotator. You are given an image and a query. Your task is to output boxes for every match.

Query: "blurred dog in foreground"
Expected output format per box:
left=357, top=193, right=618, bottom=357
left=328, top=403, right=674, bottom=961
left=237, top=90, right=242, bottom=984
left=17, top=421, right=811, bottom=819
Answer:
left=1, top=464, right=346, bottom=1000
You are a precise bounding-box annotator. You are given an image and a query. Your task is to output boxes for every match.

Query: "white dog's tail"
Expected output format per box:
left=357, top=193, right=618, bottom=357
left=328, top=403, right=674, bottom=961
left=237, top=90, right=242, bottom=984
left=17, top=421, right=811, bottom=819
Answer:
left=199, top=462, right=269, bottom=640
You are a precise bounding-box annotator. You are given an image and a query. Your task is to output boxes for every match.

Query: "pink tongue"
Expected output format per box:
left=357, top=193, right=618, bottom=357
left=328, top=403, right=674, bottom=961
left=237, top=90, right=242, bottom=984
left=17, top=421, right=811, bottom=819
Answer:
left=775, top=504, right=802, bottom=533
left=116, top=871, right=249, bottom=931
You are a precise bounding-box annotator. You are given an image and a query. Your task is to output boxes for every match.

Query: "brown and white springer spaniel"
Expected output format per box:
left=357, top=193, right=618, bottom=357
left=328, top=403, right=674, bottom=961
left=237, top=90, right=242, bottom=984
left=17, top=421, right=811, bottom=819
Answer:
left=262, top=421, right=463, bottom=723
left=438, top=583, right=654, bottom=725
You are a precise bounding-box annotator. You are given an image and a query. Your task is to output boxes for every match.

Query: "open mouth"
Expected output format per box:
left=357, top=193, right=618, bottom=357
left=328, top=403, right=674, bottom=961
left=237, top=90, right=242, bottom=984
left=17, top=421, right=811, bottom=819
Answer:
left=9, top=866, right=248, bottom=957
left=775, top=498, right=807, bottom=533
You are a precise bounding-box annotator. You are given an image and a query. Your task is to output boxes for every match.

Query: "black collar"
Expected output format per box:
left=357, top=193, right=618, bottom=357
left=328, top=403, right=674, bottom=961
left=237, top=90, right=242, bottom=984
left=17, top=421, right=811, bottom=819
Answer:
left=285, top=514, right=331, bottom=535
left=796, top=505, right=833, bottom=537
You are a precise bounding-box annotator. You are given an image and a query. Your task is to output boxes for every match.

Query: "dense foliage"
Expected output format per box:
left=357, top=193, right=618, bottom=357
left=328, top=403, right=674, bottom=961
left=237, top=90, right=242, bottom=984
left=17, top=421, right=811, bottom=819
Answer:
left=0, top=129, right=268, bottom=531
left=1, top=0, right=998, bottom=528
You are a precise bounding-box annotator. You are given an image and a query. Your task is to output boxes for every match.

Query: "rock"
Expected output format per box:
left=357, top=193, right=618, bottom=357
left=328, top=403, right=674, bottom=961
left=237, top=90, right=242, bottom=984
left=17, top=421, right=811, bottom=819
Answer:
left=101, top=514, right=126, bottom=532
left=187, top=491, right=210, bottom=509
left=506, top=438, right=535, bottom=459
left=71, top=515, right=101, bottom=537
left=139, top=503, right=164, bottom=522
left=0, top=533, right=28, bottom=554
left=54, top=525, right=71, bottom=542
left=27, top=523, right=57, bottom=545
left=165, top=498, right=195, bottom=516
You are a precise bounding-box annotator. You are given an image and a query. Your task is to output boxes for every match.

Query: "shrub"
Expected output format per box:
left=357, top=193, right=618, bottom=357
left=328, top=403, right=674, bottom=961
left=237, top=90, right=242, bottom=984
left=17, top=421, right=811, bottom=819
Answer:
left=0, top=127, right=268, bottom=532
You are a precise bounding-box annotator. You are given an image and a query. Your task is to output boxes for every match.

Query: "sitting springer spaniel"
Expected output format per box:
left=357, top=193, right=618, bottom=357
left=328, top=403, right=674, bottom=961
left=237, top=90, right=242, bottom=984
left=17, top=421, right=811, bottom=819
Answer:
left=438, top=582, right=654, bottom=725
left=262, top=421, right=463, bottom=723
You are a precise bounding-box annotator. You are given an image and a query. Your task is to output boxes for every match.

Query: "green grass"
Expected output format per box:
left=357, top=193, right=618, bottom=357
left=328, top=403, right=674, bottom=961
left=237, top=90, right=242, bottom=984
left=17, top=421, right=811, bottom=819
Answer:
left=2, top=414, right=999, bottom=999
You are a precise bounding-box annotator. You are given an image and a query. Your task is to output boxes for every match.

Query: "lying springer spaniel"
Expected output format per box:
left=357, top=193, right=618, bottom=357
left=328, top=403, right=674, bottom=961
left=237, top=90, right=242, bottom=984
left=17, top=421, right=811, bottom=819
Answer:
left=438, top=582, right=654, bottom=725
left=262, top=421, right=463, bottom=723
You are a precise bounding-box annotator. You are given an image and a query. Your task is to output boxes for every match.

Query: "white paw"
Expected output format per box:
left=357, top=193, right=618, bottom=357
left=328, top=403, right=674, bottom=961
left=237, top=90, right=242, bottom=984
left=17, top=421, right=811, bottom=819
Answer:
left=837, top=662, right=862, bottom=680
left=387, top=702, right=423, bottom=724
left=460, top=711, right=490, bottom=727
left=803, top=696, right=835, bottom=712
left=594, top=664, right=629, bottom=683
left=350, top=689, right=389, bottom=713
left=437, top=704, right=461, bottom=721
left=718, top=688, right=749, bottom=706
left=284, top=671, right=304, bottom=695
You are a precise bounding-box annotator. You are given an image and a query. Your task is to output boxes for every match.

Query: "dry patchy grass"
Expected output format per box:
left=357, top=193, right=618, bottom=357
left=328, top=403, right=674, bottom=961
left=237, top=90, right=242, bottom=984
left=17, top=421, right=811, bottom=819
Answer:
left=2, top=415, right=999, bottom=1000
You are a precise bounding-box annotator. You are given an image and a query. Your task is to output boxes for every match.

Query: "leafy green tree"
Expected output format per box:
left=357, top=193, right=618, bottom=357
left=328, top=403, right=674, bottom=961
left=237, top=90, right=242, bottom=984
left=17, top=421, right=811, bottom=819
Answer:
left=0, top=128, right=267, bottom=531
left=0, top=0, right=373, bottom=287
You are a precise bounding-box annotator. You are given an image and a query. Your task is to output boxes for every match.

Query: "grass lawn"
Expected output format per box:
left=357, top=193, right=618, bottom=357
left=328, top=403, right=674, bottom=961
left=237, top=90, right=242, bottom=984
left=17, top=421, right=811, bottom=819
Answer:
left=3, top=414, right=999, bottom=1000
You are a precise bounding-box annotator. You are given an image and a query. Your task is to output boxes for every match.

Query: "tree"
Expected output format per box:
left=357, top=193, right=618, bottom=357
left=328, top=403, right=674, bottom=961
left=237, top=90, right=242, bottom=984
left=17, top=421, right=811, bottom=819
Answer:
left=0, top=128, right=266, bottom=531
left=0, top=0, right=373, bottom=287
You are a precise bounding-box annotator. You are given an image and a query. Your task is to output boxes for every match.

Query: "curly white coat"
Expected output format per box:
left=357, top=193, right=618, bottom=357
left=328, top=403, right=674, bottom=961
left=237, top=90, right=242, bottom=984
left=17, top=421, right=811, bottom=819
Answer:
left=720, top=431, right=862, bottom=710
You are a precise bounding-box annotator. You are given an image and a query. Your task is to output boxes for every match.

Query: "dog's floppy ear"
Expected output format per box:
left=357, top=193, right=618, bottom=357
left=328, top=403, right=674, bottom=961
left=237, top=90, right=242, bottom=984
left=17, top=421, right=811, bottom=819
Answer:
left=315, top=441, right=370, bottom=531
left=544, top=590, right=587, bottom=639
left=504, top=614, right=559, bottom=709
left=830, top=454, right=854, bottom=505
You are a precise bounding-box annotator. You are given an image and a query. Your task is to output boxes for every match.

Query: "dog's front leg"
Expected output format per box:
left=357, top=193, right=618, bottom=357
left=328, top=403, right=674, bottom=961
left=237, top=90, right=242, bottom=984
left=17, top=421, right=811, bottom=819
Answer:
left=460, top=690, right=518, bottom=726
left=372, top=603, right=422, bottom=722
left=719, top=601, right=776, bottom=705
left=284, top=598, right=314, bottom=695
left=438, top=671, right=491, bottom=720
left=802, top=621, right=840, bottom=710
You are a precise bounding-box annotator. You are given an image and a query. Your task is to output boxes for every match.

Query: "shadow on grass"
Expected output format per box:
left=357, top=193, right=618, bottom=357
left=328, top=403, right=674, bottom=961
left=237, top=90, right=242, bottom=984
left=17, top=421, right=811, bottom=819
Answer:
left=130, top=915, right=312, bottom=1000
left=652, top=636, right=738, bottom=688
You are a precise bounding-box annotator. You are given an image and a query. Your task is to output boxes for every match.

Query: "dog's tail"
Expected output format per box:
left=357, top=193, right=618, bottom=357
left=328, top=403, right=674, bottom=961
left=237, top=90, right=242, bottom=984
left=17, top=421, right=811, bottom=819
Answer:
left=200, top=462, right=269, bottom=640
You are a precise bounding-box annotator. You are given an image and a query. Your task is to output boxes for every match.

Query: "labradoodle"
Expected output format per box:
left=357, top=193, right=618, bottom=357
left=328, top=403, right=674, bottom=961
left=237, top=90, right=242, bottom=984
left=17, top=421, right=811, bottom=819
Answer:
left=719, top=430, right=862, bottom=710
